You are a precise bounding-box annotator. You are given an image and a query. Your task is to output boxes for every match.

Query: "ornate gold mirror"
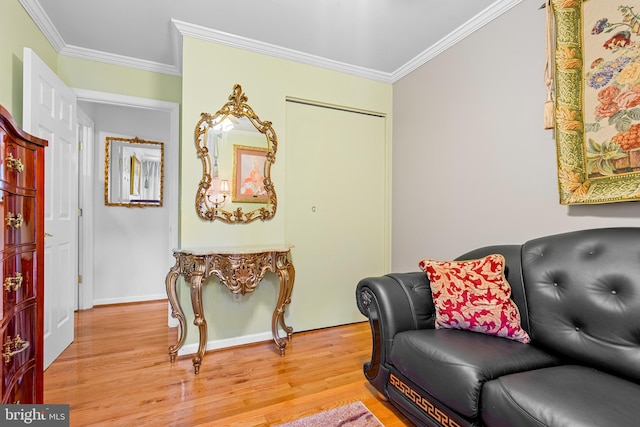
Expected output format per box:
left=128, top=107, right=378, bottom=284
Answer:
left=194, top=84, right=277, bottom=223
left=105, top=136, right=164, bottom=207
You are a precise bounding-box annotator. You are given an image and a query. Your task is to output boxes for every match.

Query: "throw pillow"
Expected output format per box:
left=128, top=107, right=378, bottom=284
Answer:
left=418, top=254, right=530, bottom=343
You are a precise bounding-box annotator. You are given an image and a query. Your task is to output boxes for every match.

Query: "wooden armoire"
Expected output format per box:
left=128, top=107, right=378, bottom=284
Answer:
left=0, top=104, right=46, bottom=403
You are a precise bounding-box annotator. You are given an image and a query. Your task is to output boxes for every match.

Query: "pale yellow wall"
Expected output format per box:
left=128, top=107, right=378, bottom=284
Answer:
left=180, top=37, right=392, bottom=343
left=0, top=0, right=57, bottom=124
left=57, top=56, right=181, bottom=104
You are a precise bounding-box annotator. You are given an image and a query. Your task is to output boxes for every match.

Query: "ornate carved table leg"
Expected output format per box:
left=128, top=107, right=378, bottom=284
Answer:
left=188, top=256, right=208, bottom=374
left=272, top=251, right=295, bottom=356
left=166, top=253, right=185, bottom=362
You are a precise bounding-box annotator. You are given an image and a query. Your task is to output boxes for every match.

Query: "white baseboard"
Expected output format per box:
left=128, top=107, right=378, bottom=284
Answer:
left=177, top=331, right=273, bottom=356
left=93, top=294, right=167, bottom=306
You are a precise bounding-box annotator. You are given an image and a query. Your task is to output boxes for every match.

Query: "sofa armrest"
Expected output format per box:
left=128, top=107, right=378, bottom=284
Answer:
left=356, top=272, right=435, bottom=393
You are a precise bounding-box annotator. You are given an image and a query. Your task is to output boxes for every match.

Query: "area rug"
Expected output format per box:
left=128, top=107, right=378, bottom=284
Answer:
left=275, top=401, right=383, bottom=427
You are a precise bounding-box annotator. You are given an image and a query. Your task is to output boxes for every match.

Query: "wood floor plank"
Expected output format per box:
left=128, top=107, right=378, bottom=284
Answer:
left=44, top=300, right=412, bottom=426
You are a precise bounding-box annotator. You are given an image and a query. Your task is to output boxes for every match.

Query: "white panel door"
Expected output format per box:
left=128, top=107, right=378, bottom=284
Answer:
left=285, top=101, right=388, bottom=331
left=23, top=48, right=78, bottom=369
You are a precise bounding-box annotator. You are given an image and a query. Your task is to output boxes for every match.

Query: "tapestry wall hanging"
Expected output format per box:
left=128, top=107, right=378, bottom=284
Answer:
left=552, top=0, right=640, bottom=204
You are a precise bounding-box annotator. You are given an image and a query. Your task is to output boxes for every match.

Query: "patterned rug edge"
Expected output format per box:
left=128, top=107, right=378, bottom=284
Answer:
left=275, top=401, right=384, bottom=427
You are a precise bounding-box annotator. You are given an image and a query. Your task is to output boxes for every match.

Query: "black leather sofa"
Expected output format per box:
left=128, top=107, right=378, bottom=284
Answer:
left=356, top=228, right=640, bottom=427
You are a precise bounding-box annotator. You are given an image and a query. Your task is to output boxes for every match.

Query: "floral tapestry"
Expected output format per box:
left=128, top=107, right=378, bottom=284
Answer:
left=553, top=0, right=640, bottom=204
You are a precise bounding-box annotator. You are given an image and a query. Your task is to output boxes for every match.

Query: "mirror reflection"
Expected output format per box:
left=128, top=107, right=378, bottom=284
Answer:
left=194, top=84, right=278, bottom=223
left=105, top=136, right=164, bottom=207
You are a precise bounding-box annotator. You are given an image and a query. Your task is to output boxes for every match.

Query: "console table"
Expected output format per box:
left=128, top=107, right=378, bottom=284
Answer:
left=165, top=245, right=295, bottom=374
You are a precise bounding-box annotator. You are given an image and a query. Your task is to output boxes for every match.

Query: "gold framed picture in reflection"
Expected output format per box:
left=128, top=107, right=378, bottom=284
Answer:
left=232, top=145, right=268, bottom=203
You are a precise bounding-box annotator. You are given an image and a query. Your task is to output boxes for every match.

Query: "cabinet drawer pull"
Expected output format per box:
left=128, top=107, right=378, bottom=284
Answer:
left=2, top=335, right=30, bottom=364
left=5, top=212, right=23, bottom=228
left=3, top=272, right=23, bottom=292
left=6, top=153, right=24, bottom=173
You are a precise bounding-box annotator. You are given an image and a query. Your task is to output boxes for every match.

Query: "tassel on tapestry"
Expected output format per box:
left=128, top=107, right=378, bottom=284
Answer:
left=544, top=0, right=555, bottom=130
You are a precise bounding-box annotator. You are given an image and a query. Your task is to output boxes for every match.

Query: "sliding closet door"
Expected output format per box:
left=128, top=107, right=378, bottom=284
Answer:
left=285, top=100, right=388, bottom=331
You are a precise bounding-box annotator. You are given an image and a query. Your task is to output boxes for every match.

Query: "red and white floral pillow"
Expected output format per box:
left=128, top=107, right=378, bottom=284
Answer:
left=419, top=254, right=530, bottom=343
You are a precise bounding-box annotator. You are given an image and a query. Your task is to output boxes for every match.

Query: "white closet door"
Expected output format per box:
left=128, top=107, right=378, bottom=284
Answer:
left=285, top=101, right=388, bottom=331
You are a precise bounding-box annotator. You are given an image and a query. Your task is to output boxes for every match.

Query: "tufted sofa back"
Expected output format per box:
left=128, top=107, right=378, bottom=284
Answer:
left=522, top=228, right=640, bottom=384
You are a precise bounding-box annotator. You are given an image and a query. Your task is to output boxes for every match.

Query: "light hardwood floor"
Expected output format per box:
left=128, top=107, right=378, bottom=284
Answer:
left=44, top=300, right=412, bottom=426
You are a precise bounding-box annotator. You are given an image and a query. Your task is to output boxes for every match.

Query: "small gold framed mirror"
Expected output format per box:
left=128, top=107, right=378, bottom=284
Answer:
left=105, top=136, right=164, bottom=207
left=194, top=84, right=278, bottom=223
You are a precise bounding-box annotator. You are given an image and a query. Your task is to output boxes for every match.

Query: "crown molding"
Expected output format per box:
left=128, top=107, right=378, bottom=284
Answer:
left=21, top=0, right=522, bottom=82
left=391, top=0, right=524, bottom=81
left=171, top=19, right=394, bottom=83
left=19, top=0, right=66, bottom=51
left=170, top=19, right=184, bottom=76
left=60, top=45, right=181, bottom=76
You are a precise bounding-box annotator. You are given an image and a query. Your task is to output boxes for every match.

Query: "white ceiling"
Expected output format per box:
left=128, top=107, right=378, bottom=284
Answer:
left=20, top=0, right=522, bottom=83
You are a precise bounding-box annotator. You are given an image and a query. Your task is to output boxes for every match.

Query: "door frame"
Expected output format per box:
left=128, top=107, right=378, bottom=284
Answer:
left=73, top=89, right=179, bottom=320
left=76, top=107, right=94, bottom=310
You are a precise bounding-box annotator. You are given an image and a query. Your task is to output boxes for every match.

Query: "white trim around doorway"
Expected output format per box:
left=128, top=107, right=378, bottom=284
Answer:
left=73, top=89, right=179, bottom=327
